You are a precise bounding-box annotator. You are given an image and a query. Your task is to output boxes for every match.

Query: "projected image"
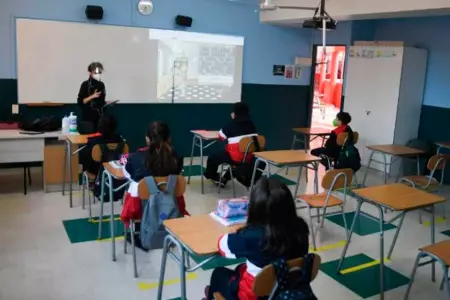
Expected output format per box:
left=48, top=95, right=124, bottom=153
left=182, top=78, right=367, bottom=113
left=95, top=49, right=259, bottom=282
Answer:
left=150, top=29, right=243, bottom=103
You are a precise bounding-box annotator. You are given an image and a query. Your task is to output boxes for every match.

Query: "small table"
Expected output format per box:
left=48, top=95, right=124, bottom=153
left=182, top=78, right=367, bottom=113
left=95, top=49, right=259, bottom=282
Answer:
left=435, top=142, right=450, bottom=154
left=187, top=130, right=219, bottom=194
left=62, top=134, right=88, bottom=208
left=363, top=144, right=425, bottom=186
left=99, top=162, right=130, bottom=262
left=251, top=150, right=322, bottom=196
left=157, top=215, right=241, bottom=300
left=337, top=183, right=445, bottom=300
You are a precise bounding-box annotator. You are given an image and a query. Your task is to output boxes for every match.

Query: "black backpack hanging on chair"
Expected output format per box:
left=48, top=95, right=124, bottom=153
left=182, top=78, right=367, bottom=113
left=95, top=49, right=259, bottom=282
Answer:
left=335, top=132, right=361, bottom=172
left=234, top=136, right=267, bottom=187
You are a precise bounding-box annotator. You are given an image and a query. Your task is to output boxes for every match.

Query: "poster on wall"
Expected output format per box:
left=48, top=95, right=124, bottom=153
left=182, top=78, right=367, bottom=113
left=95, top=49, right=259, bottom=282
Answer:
left=284, top=65, right=294, bottom=79
left=294, top=65, right=302, bottom=79
left=273, top=65, right=285, bottom=76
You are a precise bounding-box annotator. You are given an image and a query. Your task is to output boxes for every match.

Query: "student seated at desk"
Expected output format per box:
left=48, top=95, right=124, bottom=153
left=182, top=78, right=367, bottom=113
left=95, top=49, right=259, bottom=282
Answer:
left=204, top=177, right=313, bottom=300
left=311, top=111, right=353, bottom=169
left=121, top=121, right=188, bottom=249
left=204, top=102, right=258, bottom=186
left=79, top=114, right=124, bottom=175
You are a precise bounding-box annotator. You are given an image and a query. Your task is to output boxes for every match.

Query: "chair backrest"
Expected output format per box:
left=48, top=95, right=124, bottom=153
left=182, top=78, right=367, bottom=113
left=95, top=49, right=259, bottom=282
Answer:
left=322, top=168, right=354, bottom=190
left=137, top=175, right=186, bottom=199
left=427, top=154, right=447, bottom=171
left=253, top=253, right=321, bottom=297
left=92, top=143, right=129, bottom=162
left=337, top=132, right=359, bottom=146
left=239, top=135, right=266, bottom=153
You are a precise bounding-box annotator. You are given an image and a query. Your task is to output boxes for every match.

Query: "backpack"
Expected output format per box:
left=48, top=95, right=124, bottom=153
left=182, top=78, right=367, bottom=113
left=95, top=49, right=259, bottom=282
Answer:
left=94, top=143, right=127, bottom=202
left=335, top=137, right=361, bottom=172
left=19, top=116, right=61, bottom=132
left=271, top=254, right=318, bottom=300
left=140, top=175, right=181, bottom=250
left=234, top=136, right=266, bottom=187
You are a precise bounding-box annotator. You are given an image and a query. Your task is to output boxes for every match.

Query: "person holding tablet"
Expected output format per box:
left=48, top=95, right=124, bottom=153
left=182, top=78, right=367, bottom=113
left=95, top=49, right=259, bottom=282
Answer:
left=77, top=62, right=106, bottom=133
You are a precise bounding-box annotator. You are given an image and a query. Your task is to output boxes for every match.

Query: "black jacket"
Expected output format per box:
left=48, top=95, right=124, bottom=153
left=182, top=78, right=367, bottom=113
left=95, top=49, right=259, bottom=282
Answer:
left=77, top=78, right=106, bottom=122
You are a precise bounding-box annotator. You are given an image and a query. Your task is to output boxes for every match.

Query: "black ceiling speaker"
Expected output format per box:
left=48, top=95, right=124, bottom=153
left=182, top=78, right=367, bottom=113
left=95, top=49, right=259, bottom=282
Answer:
left=175, top=15, right=193, bottom=27
left=85, top=5, right=104, bottom=20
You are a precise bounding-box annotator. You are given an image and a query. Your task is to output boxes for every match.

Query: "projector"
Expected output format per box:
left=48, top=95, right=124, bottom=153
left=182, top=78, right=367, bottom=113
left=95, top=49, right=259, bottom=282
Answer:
left=303, top=18, right=337, bottom=30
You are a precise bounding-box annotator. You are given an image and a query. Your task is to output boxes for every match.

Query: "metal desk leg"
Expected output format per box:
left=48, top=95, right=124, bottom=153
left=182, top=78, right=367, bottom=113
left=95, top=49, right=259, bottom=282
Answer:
left=337, top=200, right=363, bottom=272
left=187, top=135, right=197, bottom=184
left=293, top=165, right=303, bottom=197
left=179, top=246, right=187, bottom=299
left=313, top=162, right=319, bottom=194
left=250, top=158, right=262, bottom=192
left=377, top=204, right=386, bottom=300
left=304, top=135, right=308, bottom=183
left=199, top=138, right=204, bottom=194
left=287, top=134, right=298, bottom=175
left=62, top=139, right=68, bottom=196
left=98, top=171, right=106, bottom=239
left=382, top=154, right=388, bottom=184
left=157, top=236, right=171, bottom=300
left=362, top=151, right=374, bottom=187
left=416, top=155, right=421, bottom=176
left=387, top=213, right=406, bottom=259
left=68, top=141, right=73, bottom=208
left=431, top=204, right=436, bottom=282
left=108, top=172, right=116, bottom=262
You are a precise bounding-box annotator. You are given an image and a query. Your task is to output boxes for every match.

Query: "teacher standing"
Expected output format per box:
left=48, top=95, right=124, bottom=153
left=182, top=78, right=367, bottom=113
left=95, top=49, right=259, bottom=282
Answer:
left=77, top=62, right=106, bottom=133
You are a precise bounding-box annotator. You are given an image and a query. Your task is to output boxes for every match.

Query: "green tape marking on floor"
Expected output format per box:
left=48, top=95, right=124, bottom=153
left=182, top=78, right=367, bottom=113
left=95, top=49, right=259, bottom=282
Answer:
left=320, top=253, right=409, bottom=298
left=182, top=165, right=205, bottom=177
left=62, top=215, right=124, bottom=244
left=326, top=211, right=396, bottom=236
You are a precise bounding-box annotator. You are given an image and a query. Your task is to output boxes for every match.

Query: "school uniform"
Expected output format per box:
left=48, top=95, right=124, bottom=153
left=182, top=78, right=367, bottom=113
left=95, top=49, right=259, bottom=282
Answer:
left=209, top=225, right=309, bottom=300
left=311, top=125, right=353, bottom=169
left=77, top=77, right=106, bottom=133
left=120, top=148, right=188, bottom=228
left=204, top=116, right=258, bottom=181
left=79, top=133, right=124, bottom=175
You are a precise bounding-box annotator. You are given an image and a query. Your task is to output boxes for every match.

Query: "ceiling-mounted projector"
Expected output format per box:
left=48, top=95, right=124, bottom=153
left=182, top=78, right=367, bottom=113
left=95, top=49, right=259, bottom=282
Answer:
left=303, top=18, right=337, bottom=30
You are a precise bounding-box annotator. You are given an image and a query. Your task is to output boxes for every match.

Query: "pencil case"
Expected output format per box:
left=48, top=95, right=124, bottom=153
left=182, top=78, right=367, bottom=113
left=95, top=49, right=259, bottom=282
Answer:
left=217, top=197, right=249, bottom=218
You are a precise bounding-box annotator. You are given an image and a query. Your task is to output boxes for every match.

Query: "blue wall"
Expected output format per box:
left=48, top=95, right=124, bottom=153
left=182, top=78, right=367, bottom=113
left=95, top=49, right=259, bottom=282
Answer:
left=0, top=0, right=314, bottom=85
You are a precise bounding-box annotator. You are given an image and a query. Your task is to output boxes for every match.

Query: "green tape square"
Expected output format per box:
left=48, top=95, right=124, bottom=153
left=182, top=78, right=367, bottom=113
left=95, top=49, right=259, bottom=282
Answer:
left=62, top=215, right=124, bottom=243
left=326, top=211, right=396, bottom=236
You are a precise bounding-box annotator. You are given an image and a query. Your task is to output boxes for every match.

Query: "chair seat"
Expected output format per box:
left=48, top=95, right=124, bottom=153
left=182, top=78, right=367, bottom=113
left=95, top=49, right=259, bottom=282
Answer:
left=420, top=240, right=450, bottom=266
left=297, top=193, right=343, bottom=208
left=402, top=175, right=439, bottom=190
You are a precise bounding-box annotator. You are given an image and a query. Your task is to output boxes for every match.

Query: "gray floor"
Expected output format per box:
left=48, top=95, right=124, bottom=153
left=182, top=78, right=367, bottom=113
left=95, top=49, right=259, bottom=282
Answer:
left=0, top=159, right=449, bottom=300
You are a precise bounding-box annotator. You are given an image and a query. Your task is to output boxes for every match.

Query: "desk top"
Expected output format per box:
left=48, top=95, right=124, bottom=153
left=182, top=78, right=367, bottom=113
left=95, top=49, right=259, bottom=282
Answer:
left=0, top=129, right=64, bottom=140
left=352, top=183, right=445, bottom=211
left=191, top=130, right=219, bottom=140
left=436, top=142, right=450, bottom=149
left=292, top=127, right=330, bottom=136
left=367, top=144, right=425, bottom=156
left=103, top=162, right=125, bottom=179
left=66, top=134, right=88, bottom=145
left=254, top=150, right=321, bottom=165
left=164, top=214, right=241, bottom=255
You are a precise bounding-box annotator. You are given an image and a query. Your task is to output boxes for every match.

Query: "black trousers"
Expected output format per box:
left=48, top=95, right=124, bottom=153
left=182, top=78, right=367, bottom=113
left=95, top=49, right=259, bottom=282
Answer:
left=311, top=147, right=338, bottom=169
left=207, top=267, right=238, bottom=300
left=205, top=150, right=233, bottom=181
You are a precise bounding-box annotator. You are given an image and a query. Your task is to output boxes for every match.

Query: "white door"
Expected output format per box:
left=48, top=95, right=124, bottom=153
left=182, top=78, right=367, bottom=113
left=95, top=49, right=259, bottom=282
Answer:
left=344, top=49, right=403, bottom=172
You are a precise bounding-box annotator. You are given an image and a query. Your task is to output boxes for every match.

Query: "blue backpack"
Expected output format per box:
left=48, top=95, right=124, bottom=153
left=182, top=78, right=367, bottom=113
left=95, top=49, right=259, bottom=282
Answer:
left=270, top=254, right=318, bottom=300
left=140, top=175, right=181, bottom=250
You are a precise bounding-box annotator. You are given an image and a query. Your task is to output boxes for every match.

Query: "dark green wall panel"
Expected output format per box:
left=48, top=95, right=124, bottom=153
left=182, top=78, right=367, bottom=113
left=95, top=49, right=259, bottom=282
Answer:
left=0, top=79, right=310, bottom=157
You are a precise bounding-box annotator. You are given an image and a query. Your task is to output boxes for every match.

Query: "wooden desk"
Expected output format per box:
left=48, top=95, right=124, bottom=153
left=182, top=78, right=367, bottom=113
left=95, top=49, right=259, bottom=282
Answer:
left=251, top=150, right=321, bottom=196
left=99, top=162, right=129, bottom=262
left=187, top=130, right=219, bottom=194
left=289, top=127, right=330, bottom=179
left=338, top=183, right=445, bottom=300
left=62, top=134, right=88, bottom=208
left=158, top=215, right=241, bottom=300
left=363, top=144, right=425, bottom=186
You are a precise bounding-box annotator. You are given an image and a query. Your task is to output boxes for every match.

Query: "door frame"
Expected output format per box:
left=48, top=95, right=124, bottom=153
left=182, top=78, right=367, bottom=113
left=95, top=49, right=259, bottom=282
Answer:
left=307, top=44, right=348, bottom=127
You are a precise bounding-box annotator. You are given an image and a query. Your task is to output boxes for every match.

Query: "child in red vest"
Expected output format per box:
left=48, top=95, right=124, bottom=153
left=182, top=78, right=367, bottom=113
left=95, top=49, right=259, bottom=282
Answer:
left=311, top=111, right=353, bottom=169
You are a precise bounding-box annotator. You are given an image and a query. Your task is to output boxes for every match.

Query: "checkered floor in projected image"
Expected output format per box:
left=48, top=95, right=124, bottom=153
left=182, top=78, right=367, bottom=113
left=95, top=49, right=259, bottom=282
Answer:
left=157, top=85, right=225, bottom=102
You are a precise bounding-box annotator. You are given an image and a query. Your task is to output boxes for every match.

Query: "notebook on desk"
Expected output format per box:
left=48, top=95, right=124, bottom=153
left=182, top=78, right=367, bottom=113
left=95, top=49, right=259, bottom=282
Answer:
left=209, top=211, right=247, bottom=227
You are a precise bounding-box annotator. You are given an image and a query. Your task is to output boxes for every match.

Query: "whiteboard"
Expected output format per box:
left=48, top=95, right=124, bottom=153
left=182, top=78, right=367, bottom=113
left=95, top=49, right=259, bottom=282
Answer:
left=16, top=19, right=244, bottom=104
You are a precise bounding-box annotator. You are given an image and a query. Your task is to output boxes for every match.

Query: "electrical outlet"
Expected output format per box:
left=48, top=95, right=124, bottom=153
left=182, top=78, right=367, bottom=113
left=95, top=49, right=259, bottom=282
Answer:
left=12, top=104, right=19, bottom=115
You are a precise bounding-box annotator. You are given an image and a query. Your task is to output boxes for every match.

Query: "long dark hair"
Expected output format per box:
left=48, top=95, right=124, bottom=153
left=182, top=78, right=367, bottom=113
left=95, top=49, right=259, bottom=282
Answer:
left=97, top=114, right=117, bottom=136
left=245, top=177, right=309, bottom=255
left=144, top=121, right=178, bottom=175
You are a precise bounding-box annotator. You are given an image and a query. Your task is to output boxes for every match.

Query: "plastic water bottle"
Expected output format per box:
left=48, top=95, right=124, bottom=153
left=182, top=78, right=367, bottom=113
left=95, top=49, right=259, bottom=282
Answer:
left=68, top=112, right=77, bottom=134
left=62, top=115, right=69, bottom=134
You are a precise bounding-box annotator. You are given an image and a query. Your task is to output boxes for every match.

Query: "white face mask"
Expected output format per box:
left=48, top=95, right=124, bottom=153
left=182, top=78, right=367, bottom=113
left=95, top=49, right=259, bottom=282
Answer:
left=92, top=74, right=101, bottom=81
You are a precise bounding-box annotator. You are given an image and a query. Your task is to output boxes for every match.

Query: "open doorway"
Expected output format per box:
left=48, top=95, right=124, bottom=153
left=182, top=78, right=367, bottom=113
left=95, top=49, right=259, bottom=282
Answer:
left=310, top=45, right=347, bottom=148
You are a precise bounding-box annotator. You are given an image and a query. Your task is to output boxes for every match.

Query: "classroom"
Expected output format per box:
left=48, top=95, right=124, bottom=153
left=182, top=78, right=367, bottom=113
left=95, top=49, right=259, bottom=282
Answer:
left=1, top=0, right=450, bottom=299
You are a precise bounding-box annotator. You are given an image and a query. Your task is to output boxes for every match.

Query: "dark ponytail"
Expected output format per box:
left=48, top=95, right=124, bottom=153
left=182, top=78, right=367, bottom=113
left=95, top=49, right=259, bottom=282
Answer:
left=144, top=121, right=178, bottom=176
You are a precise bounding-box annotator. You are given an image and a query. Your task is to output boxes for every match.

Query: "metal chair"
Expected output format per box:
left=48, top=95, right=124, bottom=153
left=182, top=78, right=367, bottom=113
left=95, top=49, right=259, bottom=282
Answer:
left=218, top=135, right=266, bottom=197
left=124, top=175, right=186, bottom=278
left=297, top=168, right=353, bottom=250
left=399, top=154, right=447, bottom=223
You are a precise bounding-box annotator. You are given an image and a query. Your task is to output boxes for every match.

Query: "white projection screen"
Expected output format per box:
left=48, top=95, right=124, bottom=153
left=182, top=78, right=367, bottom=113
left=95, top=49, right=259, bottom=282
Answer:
left=16, top=19, right=244, bottom=104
